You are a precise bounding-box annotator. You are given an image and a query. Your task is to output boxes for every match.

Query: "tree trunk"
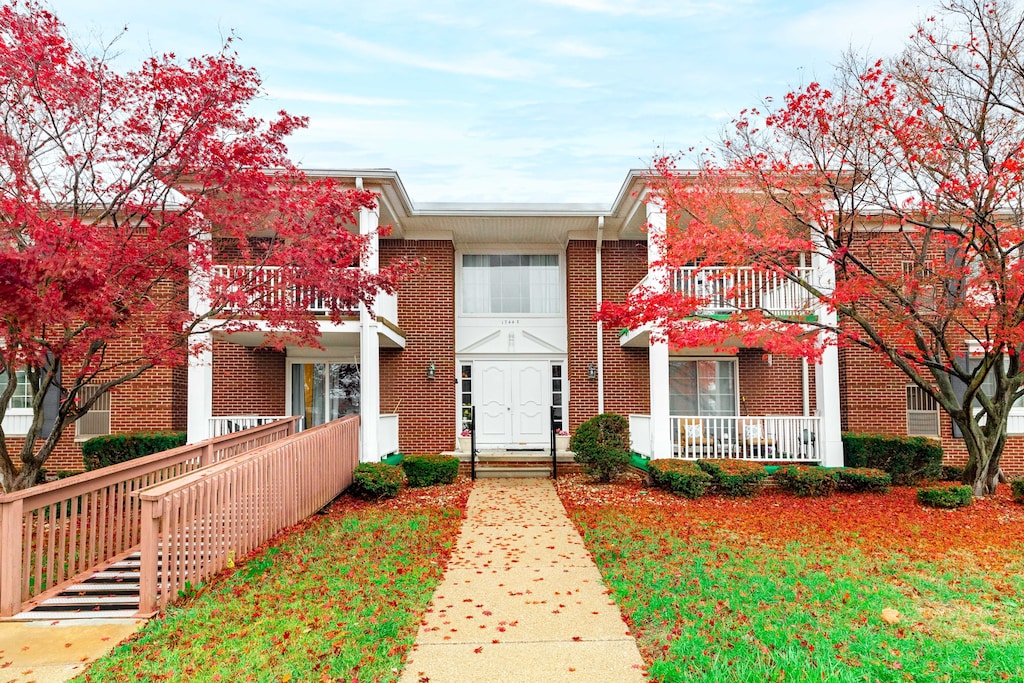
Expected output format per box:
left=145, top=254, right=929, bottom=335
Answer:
left=960, top=423, right=1004, bottom=497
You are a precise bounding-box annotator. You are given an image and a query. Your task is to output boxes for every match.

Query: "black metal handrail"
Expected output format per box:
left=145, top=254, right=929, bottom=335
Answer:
left=550, top=406, right=558, bottom=480
left=469, top=405, right=477, bottom=481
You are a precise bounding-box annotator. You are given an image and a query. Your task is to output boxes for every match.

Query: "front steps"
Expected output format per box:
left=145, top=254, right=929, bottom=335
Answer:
left=446, top=449, right=580, bottom=478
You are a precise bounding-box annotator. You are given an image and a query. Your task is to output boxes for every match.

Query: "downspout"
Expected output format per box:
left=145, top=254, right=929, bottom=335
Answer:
left=596, top=216, right=605, bottom=414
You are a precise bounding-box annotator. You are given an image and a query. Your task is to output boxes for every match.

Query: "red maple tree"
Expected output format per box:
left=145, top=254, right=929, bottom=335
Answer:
left=601, top=0, right=1024, bottom=496
left=0, top=3, right=413, bottom=491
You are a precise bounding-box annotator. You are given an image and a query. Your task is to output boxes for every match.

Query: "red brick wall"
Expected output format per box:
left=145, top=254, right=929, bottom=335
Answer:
left=212, top=340, right=286, bottom=415
left=566, top=240, right=650, bottom=429
left=379, top=240, right=455, bottom=455
left=737, top=349, right=816, bottom=416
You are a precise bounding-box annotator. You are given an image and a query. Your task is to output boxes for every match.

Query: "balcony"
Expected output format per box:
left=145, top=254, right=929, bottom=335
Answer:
left=620, top=266, right=818, bottom=347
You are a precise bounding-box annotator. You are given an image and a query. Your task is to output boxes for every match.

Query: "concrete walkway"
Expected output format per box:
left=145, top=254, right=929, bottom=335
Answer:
left=399, top=478, right=647, bottom=683
left=0, top=618, right=144, bottom=683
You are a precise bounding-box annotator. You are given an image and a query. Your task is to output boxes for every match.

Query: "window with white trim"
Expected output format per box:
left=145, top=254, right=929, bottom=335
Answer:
left=551, top=363, right=564, bottom=431
left=2, top=370, right=32, bottom=410
left=461, top=255, right=561, bottom=314
left=669, top=359, right=737, bottom=416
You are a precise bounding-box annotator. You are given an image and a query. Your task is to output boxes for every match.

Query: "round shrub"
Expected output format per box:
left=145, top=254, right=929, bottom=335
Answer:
left=916, top=485, right=973, bottom=509
left=835, top=467, right=892, bottom=493
left=401, top=454, right=459, bottom=487
left=649, top=459, right=713, bottom=499
left=352, top=462, right=406, bottom=500
left=775, top=465, right=838, bottom=497
left=1010, top=479, right=1024, bottom=504
left=696, top=459, right=767, bottom=497
left=571, top=413, right=630, bottom=483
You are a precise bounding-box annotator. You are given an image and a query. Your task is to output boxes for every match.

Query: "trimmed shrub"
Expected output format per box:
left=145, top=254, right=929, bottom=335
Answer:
left=571, top=413, right=630, bottom=483
left=916, top=485, right=973, bottom=509
left=835, top=467, right=892, bottom=493
left=1011, top=479, right=1024, bottom=504
left=842, top=433, right=943, bottom=485
left=775, top=465, right=838, bottom=497
left=697, top=459, right=767, bottom=497
left=81, top=431, right=186, bottom=471
left=940, top=465, right=966, bottom=482
left=352, top=462, right=406, bottom=500
left=401, top=454, right=459, bottom=487
left=649, top=459, right=713, bottom=499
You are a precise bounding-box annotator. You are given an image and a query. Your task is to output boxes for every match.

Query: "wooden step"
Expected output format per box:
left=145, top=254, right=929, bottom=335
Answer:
left=12, top=609, right=140, bottom=620
left=64, top=582, right=141, bottom=594
left=34, top=594, right=140, bottom=608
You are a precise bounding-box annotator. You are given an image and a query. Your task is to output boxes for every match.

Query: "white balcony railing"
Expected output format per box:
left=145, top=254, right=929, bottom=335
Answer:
left=210, top=415, right=302, bottom=437
left=671, top=266, right=817, bottom=317
left=670, top=415, right=821, bottom=462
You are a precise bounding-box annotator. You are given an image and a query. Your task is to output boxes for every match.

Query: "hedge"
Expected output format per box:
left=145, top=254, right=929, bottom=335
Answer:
left=401, top=454, right=459, bottom=487
left=775, top=465, right=838, bottom=497
left=649, top=459, right=713, bottom=499
left=81, top=432, right=186, bottom=471
left=352, top=462, right=406, bottom=500
left=696, top=459, right=767, bottom=497
left=842, top=433, right=943, bottom=485
left=571, top=413, right=630, bottom=483
left=835, top=467, right=892, bottom=493
left=916, top=485, right=973, bottom=509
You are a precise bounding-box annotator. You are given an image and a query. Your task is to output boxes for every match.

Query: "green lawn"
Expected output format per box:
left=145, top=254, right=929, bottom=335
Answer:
left=556, top=475, right=1024, bottom=683
left=78, top=480, right=470, bottom=683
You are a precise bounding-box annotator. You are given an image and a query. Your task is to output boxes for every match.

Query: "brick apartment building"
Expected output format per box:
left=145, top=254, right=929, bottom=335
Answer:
left=7, top=168, right=1023, bottom=475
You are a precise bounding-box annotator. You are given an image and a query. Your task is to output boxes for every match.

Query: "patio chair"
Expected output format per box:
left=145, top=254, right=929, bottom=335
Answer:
left=678, top=420, right=717, bottom=458
left=738, top=419, right=775, bottom=458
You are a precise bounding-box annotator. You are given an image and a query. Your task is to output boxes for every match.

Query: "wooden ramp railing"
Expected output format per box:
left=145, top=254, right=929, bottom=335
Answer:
left=137, top=415, right=360, bottom=614
left=0, top=418, right=299, bottom=618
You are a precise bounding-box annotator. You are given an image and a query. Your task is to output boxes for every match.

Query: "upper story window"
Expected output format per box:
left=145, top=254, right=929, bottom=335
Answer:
left=461, top=255, right=561, bottom=314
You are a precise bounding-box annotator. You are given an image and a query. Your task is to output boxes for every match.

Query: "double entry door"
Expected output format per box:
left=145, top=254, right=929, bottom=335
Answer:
left=472, top=360, right=552, bottom=448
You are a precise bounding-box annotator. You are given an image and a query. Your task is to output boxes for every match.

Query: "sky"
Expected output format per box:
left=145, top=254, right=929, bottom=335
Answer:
left=47, top=0, right=928, bottom=204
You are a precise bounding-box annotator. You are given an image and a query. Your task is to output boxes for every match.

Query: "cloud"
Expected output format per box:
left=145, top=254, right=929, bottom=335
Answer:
left=779, top=1, right=927, bottom=56
left=549, top=40, right=610, bottom=59
left=323, top=30, right=546, bottom=80
left=534, top=0, right=755, bottom=18
left=266, top=89, right=407, bottom=107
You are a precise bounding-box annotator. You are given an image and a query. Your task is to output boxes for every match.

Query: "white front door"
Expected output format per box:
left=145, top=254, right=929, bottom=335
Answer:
left=473, top=360, right=550, bottom=447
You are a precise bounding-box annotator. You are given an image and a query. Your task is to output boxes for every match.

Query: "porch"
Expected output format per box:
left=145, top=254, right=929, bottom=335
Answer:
left=629, top=414, right=823, bottom=463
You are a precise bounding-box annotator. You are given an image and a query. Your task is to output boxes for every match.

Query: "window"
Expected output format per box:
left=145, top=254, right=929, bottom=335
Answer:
left=290, top=363, right=360, bottom=429
left=76, top=385, right=111, bottom=438
left=669, top=360, right=737, bottom=416
left=906, top=385, right=939, bottom=437
left=551, top=364, right=564, bottom=430
left=460, top=364, right=473, bottom=431
left=1, top=370, right=32, bottom=410
left=461, top=254, right=560, bottom=314
left=901, top=261, right=938, bottom=313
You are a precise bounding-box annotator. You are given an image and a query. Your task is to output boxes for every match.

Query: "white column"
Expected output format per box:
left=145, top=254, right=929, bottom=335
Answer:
left=358, top=188, right=381, bottom=463
left=187, top=331, right=213, bottom=444
left=186, top=231, right=214, bottom=444
left=811, top=236, right=844, bottom=467
left=647, top=199, right=672, bottom=458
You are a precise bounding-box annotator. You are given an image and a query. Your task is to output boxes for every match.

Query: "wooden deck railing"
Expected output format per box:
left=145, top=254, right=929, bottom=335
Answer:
left=137, top=415, right=360, bottom=614
left=0, top=418, right=299, bottom=617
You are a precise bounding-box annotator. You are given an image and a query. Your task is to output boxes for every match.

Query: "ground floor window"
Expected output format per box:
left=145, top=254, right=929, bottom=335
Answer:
left=906, top=385, right=940, bottom=437
left=669, top=359, right=737, bottom=416
left=0, top=369, right=31, bottom=410
left=290, top=363, right=360, bottom=429
left=76, top=385, right=111, bottom=438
